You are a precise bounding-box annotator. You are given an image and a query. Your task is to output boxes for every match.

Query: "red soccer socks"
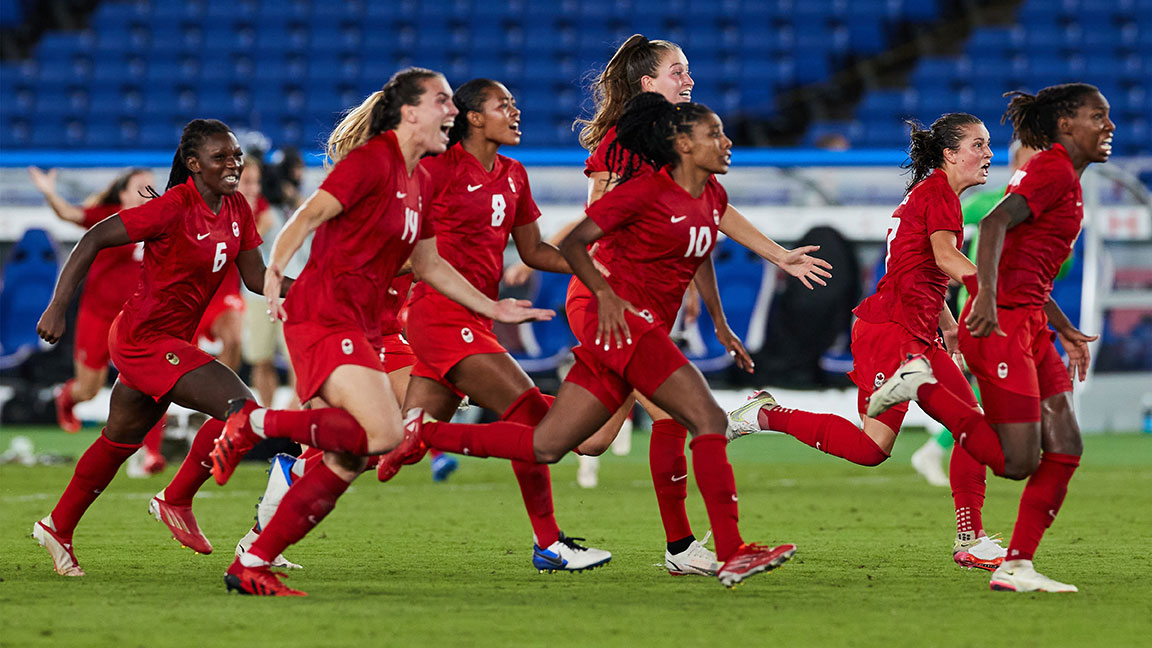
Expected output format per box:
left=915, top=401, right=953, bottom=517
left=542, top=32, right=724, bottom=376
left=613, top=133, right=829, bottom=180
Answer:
left=762, top=407, right=889, bottom=466
left=50, top=432, right=141, bottom=538
left=1006, top=452, right=1079, bottom=562
left=649, top=419, right=694, bottom=543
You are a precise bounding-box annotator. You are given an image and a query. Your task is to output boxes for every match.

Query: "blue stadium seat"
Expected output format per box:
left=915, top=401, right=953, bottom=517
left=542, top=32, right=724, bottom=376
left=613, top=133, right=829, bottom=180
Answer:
left=0, top=229, right=59, bottom=359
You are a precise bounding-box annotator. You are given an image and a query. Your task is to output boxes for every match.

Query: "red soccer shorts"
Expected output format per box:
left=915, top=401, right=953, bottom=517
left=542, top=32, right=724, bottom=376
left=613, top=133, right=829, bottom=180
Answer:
left=406, top=290, right=505, bottom=389
left=109, top=312, right=215, bottom=401
left=958, top=303, right=1072, bottom=424
left=564, top=282, right=687, bottom=412
left=74, top=306, right=117, bottom=370
left=377, top=332, right=417, bottom=374
left=194, top=291, right=244, bottom=343
left=848, top=319, right=935, bottom=430
left=284, top=321, right=385, bottom=403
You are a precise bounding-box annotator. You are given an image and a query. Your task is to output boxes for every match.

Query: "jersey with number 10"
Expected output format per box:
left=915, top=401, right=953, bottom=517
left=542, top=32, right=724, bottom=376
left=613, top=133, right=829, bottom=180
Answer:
left=416, top=143, right=540, bottom=300
left=854, top=168, right=962, bottom=343
left=117, top=177, right=260, bottom=343
left=288, top=131, right=432, bottom=336
left=585, top=167, right=726, bottom=329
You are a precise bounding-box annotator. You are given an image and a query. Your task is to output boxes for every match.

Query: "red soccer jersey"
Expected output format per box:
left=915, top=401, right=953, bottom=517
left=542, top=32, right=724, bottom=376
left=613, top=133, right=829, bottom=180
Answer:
left=585, top=167, right=726, bottom=328
left=415, top=144, right=541, bottom=300
left=117, top=178, right=261, bottom=342
left=379, top=273, right=414, bottom=337
left=286, top=131, right=432, bottom=336
left=997, top=143, right=1083, bottom=307
left=855, top=169, right=962, bottom=342
left=80, top=204, right=143, bottom=318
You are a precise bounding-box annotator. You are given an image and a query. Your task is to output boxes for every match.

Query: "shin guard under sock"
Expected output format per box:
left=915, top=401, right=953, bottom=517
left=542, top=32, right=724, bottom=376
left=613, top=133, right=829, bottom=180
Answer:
left=1007, top=452, right=1079, bottom=562
left=503, top=388, right=560, bottom=547
left=949, top=445, right=987, bottom=541
left=689, top=434, right=743, bottom=561
left=649, top=419, right=693, bottom=543
left=263, top=408, right=368, bottom=456
left=422, top=419, right=538, bottom=463
left=163, top=417, right=223, bottom=506
left=916, top=382, right=1006, bottom=476
left=50, top=432, right=141, bottom=538
left=249, top=461, right=350, bottom=563
left=763, top=407, right=888, bottom=466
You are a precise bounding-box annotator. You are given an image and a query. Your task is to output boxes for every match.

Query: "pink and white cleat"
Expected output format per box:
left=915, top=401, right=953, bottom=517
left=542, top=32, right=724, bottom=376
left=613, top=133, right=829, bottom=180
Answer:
left=32, top=517, right=84, bottom=577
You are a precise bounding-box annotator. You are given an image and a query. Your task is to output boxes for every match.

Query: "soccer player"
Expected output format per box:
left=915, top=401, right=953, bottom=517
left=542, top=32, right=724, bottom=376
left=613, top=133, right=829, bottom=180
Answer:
left=32, top=119, right=280, bottom=576
left=29, top=166, right=169, bottom=473
left=510, top=34, right=829, bottom=576
left=727, top=113, right=1011, bottom=571
left=959, top=83, right=1111, bottom=592
left=376, top=78, right=611, bottom=572
left=394, top=93, right=799, bottom=588
left=212, top=68, right=552, bottom=596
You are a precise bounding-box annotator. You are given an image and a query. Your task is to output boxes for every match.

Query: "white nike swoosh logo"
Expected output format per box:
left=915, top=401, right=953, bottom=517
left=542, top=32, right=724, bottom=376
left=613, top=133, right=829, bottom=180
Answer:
left=671, top=474, right=688, bottom=482
left=396, top=192, right=407, bottom=199
left=670, top=215, right=687, bottom=223
left=1076, top=202, right=1083, bottom=207
left=197, top=233, right=210, bottom=240
left=467, top=184, right=483, bottom=192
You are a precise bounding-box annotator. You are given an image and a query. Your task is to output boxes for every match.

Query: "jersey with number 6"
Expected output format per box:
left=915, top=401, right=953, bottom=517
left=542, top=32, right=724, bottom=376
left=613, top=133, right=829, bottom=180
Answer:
left=288, top=131, right=432, bottom=336
left=116, top=177, right=260, bottom=343
left=585, top=167, right=726, bottom=329
left=854, top=168, right=962, bottom=343
left=416, top=143, right=540, bottom=300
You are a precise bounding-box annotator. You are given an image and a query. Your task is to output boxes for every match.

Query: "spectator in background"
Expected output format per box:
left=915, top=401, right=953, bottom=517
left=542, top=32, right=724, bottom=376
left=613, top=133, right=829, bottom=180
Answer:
left=261, top=146, right=306, bottom=213
left=28, top=166, right=168, bottom=475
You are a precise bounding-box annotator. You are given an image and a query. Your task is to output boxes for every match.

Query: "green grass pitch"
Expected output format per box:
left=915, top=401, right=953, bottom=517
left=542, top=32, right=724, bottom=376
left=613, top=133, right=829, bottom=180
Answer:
left=2, top=426, right=1150, bottom=647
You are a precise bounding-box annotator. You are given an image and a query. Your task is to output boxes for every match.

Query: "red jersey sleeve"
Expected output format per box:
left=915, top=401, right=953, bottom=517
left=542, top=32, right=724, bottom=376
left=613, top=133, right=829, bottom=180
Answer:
left=923, top=183, right=961, bottom=234
left=118, top=188, right=184, bottom=243
left=81, top=204, right=120, bottom=229
left=320, top=144, right=384, bottom=211
left=236, top=196, right=262, bottom=251
left=585, top=177, right=643, bottom=233
left=512, top=163, right=542, bottom=227
left=1006, top=154, right=1073, bottom=222
left=584, top=127, right=616, bottom=177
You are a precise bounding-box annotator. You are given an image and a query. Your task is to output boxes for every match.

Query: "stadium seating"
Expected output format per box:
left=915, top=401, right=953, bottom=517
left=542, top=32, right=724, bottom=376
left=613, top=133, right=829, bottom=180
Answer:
left=1, top=0, right=1146, bottom=154
left=0, top=228, right=58, bottom=363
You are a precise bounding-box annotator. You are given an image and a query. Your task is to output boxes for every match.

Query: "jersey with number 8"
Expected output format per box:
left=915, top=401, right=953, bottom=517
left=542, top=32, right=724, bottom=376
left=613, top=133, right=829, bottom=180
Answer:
left=586, top=167, right=727, bottom=330
left=116, top=177, right=260, bottom=344
left=416, top=143, right=541, bottom=300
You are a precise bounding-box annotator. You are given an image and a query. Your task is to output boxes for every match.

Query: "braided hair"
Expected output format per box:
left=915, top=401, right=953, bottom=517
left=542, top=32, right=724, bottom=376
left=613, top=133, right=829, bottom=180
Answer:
left=447, top=78, right=502, bottom=148
left=606, top=92, right=714, bottom=185
left=901, top=113, right=983, bottom=193
left=1002, top=83, right=1100, bottom=150
left=325, top=67, right=441, bottom=166
left=166, top=119, right=234, bottom=190
left=575, top=34, right=683, bottom=152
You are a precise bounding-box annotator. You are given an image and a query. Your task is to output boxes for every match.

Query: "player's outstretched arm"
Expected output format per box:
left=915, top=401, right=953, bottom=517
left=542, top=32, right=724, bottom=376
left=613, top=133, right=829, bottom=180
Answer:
left=511, top=221, right=571, bottom=275
left=265, top=189, right=342, bottom=321
left=412, top=237, right=554, bottom=324
left=1044, top=299, right=1098, bottom=382
left=28, top=167, right=85, bottom=224
left=692, top=258, right=753, bottom=372
left=37, top=215, right=131, bottom=343
left=559, top=217, right=638, bottom=350
left=718, top=205, right=831, bottom=289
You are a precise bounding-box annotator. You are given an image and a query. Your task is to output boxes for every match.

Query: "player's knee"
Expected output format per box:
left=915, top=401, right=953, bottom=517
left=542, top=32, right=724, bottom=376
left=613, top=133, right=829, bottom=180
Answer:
left=534, top=443, right=566, bottom=464
left=1002, top=453, right=1040, bottom=480
left=684, top=405, right=727, bottom=438
left=72, top=380, right=101, bottom=402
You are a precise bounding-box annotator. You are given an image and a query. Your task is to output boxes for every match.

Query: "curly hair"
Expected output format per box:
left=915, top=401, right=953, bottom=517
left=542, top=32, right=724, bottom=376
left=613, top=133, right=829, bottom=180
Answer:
left=1002, top=83, right=1100, bottom=150
left=606, top=92, right=714, bottom=185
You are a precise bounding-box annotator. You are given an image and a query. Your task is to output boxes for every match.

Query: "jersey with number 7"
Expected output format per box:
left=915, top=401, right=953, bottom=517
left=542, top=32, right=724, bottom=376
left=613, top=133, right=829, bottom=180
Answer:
left=584, top=166, right=727, bottom=330
left=117, top=176, right=260, bottom=343
left=854, top=168, right=963, bottom=344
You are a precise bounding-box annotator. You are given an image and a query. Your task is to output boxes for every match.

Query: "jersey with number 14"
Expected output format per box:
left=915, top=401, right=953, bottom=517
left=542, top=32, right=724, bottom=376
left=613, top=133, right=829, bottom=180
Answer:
left=586, top=167, right=726, bottom=329
left=287, top=131, right=431, bottom=336
left=854, top=168, right=962, bottom=343
left=117, top=177, right=260, bottom=343
left=416, top=144, right=540, bottom=300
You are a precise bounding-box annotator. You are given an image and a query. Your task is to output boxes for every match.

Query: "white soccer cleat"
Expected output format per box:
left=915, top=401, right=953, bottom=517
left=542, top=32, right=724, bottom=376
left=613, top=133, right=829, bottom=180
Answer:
left=953, top=534, right=1007, bottom=571
left=235, top=528, right=302, bottom=570
left=726, top=391, right=778, bottom=441
left=577, top=455, right=599, bottom=489
left=33, top=517, right=84, bottom=577
left=532, top=532, right=612, bottom=573
left=989, top=560, right=1077, bottom=593
left=866, top=354, right=936, bottom=418
left=256, top=453, right=297, bottom=530
left=666, top=532, right=719, bottom=576
left=911, top=438, right=949, bottom=487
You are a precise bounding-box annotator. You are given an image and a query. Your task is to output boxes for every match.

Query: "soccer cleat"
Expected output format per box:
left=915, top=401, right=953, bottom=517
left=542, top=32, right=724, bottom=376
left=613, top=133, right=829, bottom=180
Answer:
left=256, top=454, right=297, bottom=530
left=54, top=385, right=81, bottom=434
left=32, top=517, right=84, bottom=576
left=430, top=452, right=458, bottom=482
left=726, top=391, right=778, bottom=441
left=576, top=454, right=599, bottom=489
left=376, top=408, right=432, bottom=483
left=716, top=542, right=797, bottom=587
left=225, top=558, right=307, bottom=596
left=989, top=560, right=1077, bottom=593
left=210, top=398, right=261, bottom=486
left=911, top=438, right=949, bottom=487
left=666, top=532, right=720, bottom=576
left=235, top=528, right=302, bottom=570
left=954, top=534, right=1007, bottom=572
left=866, top=354, right=937, bottom=418
left=149, top=495, right=213, bottom=554
left=142, top=450, right=167, bottom=475
left=532, top=532, right=612, bottom=573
